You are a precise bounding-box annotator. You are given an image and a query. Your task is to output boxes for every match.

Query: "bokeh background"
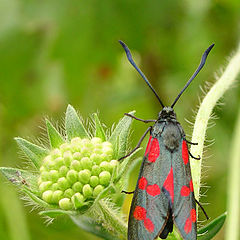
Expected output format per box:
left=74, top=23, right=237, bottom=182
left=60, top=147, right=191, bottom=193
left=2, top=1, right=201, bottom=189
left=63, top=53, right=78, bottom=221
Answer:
left=0, top=1, right=240, bottom=240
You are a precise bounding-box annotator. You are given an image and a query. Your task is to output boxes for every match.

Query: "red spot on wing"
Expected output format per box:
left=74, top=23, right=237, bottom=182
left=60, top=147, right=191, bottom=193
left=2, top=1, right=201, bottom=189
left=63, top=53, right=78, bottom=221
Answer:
left=133, top=206, right=147, bottom=220
left=190, top=209, right=197, bottom=223
left=163, top=167, right=174, bottom=203
left=146, top=184, right=161, bottom=196
left=138, top=177, right=148, bottom=190
left=181, top=185, right=190, bottom=197
left=144, top=218, right=155, bottom=233
left=145, top=136, right=152, bottom=156
left=182, top=140, right=189, bottom=165
left=189, top=179, right=194, bottom=192
left=148, top=138, right=160, bottom=163
left=184, top=217, right=192, bottom=234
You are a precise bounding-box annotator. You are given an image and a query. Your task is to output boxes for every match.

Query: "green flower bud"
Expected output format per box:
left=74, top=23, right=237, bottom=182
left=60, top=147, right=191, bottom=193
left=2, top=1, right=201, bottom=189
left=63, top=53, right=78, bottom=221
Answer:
left=55, top=157, right=64, bottom=168
left=71, top=193, right=84, bottom=209
left=71, top=137, right=81, bottom=145
left=72, top=182, right=83, bottom=192
left=90, top=176, right=99, bottom=188
left=39, top=181, right=52, bottom=193
left=57, top=177, right=70, bottom=190
left=51, top=183, right=59, bottom=191
left=60, top=143, right=71, bottom=153
left=59, top=166, right=69, bottom=177
left=73, top=152, right=81, bottom=160
left=41, top=171, right=51, bottom=181
left=80, top=157, right=92, bottom=170
left=81, top=146, right=90, bottom=157
left=40, top=166, right=46, bottom=173
left=42, top=190, right=53, bottom=203
left=64, top=188, right=74, bottom=198
left=93, top=185, right=104, bottom=197
left=109, top=160, right=119, bottom=173
left=43, top=155, right=52, bottom=165
left=59, top=198, right=73, bottom=210
left=100, top=161, right=111, bottom=172
left=49, top=170, right=59, bottom=182
left=90, top=153, right=102, bottom=165
left=78, top=170, right=91, bottom=184
left=93, top=148, right=102, bottom=154
left=63, top=151, right=72, bottom=166
left=91, top=137, right=102, bottom=144
left=99, top=171, right=111, bottom=186
left=91, top=165, right=101, bottom=176
left=102, top=141, right=112, bottom=148
left=100, top=153, right=110, bottom=162
left=70, top=160, right=81, bottom=171
left=66, top=170, right=78, bottom=184
left=52, top=190, right=63, bottom=203
left=51, top=149, right=61, bottom=159
left=102, top=146, right=113, bottom=157
left=82, top=184, right=93, bottom=198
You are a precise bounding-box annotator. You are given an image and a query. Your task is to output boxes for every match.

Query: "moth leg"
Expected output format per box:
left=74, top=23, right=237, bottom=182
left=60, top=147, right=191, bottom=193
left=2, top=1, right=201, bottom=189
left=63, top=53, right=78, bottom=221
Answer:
left=124, top=113, right=156, bottom=123
left=121, top=190, right=135, bottom=194
left=195, top=198, right=209, bottom=220
left=185, top=139, right=198, bottom=145
left=188, top=151, right=201, bottom=160
left=119, top=126, right=152, bottom=161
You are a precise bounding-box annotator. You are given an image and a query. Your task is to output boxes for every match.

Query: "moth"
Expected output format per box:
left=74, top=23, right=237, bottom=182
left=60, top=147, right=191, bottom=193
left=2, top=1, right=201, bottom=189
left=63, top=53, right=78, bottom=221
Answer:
left=119, top=40, right=214, bottom=240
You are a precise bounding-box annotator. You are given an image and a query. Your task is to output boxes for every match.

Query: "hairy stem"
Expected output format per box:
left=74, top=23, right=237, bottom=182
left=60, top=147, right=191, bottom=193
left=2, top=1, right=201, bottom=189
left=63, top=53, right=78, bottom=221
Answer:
left=225, top=109, right=240, bottom=240
left=190, top=43, right=240, bottom=200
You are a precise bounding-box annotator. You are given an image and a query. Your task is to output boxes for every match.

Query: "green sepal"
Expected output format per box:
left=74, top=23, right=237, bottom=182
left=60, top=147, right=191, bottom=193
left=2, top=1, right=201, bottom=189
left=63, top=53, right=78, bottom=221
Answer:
left=0, top=167, right=39, bottom=194
left=39, top=209, right=76, bottom=218
left=71, top=215, right=119, bottom=240
left=115, top=148, right=142, bottom=183
left=93, top=113, right=106, bottom=141
left=14, top=137, right=48, bottom=169
left=45, top=119, right=64, bottom=148
left=65, top=105, right=89, bottom=140
left=197, top=212, right=227, bottom=240
left=109, top=111, right=135, bottom=158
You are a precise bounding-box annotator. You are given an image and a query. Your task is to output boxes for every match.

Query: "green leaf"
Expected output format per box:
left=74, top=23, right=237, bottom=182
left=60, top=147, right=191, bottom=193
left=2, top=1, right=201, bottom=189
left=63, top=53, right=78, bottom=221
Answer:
left=39, top=209, right=75, bottom=218
left=65, top=105, right=89, bottom=140
left=109, top=111, right=135, bottom=158
left=0, top=167, right=39, bottom=193
left=45, top=119, right=64, bottom=148
left=93, top=113, right=106, bottom=141
left=197, top=212, right=227, bottom=240
left=71, top=215, right=119, bottom=240
left=15, top=137, right=48, bottom=169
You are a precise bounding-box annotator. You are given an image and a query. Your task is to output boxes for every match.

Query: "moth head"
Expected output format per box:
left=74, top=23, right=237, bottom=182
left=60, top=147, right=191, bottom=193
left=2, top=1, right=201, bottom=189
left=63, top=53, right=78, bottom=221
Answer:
left=158, top=107, right=176, bottom=120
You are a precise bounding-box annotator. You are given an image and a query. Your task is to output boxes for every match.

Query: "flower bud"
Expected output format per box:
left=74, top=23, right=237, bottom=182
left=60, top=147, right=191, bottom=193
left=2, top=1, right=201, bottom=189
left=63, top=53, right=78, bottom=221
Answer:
left=82, top=184, right=93, bottom=198
left=70, top=160, right=81, bottom=171
left=66, top=170, right=78, bottom=184
left=49, top=170, right=59, bottom=182
left=90, top=176, right=99, bottom=188
left=90, top=153, right=102, bottom=165
left=73, top=152, right=81, bottom=160
left=72, top=182, right=83, bottom=192
left=80, top=157, right=92, bottom=170
left=91, top=165, right=101, bottom=176
left=93, top=185, right=104, bottom=197
left=71, top=193, right=84, bottom=209
left=39, top=181, right=52, bottom=193
left=59, top=166, right=69, bottom=177
left=42, top=190, right=53, bottom=203
left=59, top=198, right=73, bottom=210
left=91, top=137, right=102, bottom=144
left=63, top=151, right=72, bottom=166
left=78, top=170, right=91, bottom=184
left=52, top=190, right=63, bottom=203
left=64, top=188, right=74, bottom=198
left=57, top=177, right=70, bottom=190
left=99, top=171, right=111, bottom=186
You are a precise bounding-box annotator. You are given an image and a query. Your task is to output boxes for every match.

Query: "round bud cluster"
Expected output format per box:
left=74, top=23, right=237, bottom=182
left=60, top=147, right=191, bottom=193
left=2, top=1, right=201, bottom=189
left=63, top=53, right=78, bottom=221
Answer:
left=37, top=137, right=118, bottom=210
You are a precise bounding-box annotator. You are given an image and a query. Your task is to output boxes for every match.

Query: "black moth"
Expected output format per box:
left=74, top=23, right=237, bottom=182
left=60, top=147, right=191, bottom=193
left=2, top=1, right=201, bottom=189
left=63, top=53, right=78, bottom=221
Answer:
left=119, top=40, right=214, bottom=240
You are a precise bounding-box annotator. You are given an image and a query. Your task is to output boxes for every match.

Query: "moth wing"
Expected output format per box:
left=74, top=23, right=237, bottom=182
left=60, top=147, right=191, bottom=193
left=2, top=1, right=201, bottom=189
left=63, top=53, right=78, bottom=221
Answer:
left=172, top=139, right=197, bottom=240
left=128, top=136, right=173, bottom=240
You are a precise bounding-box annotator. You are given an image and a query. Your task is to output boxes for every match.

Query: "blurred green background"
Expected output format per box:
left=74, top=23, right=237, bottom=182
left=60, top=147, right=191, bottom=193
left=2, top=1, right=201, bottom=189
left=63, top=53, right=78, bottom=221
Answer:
left=0, top=0, right=240, bottom=239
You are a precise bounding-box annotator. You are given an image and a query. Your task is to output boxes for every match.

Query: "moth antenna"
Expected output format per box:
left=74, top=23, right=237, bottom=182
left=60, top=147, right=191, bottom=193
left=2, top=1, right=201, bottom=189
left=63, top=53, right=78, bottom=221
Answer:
left=171, top=43, right=215, bottom=108
left=119, top=40, right=165, bottom=108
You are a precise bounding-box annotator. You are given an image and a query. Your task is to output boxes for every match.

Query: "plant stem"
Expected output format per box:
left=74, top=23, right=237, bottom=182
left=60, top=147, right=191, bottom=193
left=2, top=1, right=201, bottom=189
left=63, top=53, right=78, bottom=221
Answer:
left=190, top=43, right=240, bottom=201
left=225, top=109, right=240, bottom=240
